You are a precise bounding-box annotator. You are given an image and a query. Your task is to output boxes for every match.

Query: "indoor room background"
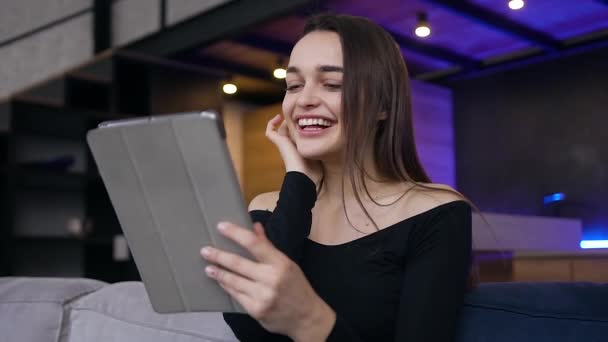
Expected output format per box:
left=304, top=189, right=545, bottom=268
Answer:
left=1, top=0, right=607, bottom=284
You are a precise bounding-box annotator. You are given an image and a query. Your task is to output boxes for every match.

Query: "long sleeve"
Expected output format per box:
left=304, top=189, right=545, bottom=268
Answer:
left=223, top=171, right=317, bottom=342
left=259, top=171, right=317, bottom=262
left=226, top=183, right=471, bottom=341
left=325, top=201, right=472, bottom=342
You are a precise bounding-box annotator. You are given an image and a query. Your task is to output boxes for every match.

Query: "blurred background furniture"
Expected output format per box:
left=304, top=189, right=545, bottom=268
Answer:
left=2, top=277, right=607, bottom=342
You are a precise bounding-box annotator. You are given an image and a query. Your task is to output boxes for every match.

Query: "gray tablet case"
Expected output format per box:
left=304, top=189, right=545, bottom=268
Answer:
left=87, top=111, right=251, bottom=313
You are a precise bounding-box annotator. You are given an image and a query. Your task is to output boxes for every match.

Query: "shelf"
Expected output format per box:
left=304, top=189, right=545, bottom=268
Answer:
left=9, top=238, right=85, bottom=277
left=14, top=235, right=84, bottom=242
left=11, top=99, right=86, bottom=140
left=9, top=97, right=122, bottom=140
left=65, top=74, right=112, bottom=112
left=3, top=50, right=225, bottom=281
left=16, top=168, right=86, bottom=192
left=85, top=236, right=115, bottom=245
left=13, top=234, right=114, bottom=246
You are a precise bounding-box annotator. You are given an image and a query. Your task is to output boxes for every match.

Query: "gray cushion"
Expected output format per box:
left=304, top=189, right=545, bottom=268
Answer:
left=0, top=277, right=106, bottom=342
left=66, top=282, right=238, bottom=342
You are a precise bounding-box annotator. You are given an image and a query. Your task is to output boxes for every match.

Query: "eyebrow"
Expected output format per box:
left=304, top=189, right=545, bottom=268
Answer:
left=286, top=65, right=344, bottom=74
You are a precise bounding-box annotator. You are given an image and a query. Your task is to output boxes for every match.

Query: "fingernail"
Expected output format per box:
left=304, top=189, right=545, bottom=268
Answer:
left=205, top=265, right=217, bottom=277
left=217, top=222, right=228, bottom=231
left=201, top=247, right=212, bottom=257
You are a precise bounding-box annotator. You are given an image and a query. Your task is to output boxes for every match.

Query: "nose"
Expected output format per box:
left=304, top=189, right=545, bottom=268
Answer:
left=295, top=84, right=321, bottom=109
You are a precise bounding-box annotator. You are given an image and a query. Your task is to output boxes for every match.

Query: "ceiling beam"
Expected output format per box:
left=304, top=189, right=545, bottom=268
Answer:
left=125, top=0, right=312, bottom=57
left=431, top=36, right=608, bottom=84
left=232, top=35, right=293, bottom=56
left=230, top=90, right=285, bottom=105
left=291, top=8, right=479, bottom=70
left=388, top=29, right=480, bottom=69
left=231, top=35, right=429, bottom=78
left=235, top=26, right=480, bottom=70
left=424, top=0, right=563, bottom=51
left=177, top=54, right=285, bottom=105
left=178, top=53, right=281, bottom=84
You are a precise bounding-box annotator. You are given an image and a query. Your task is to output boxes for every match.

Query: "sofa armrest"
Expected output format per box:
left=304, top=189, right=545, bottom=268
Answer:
left=66, top=281, right=238, bottom=342
left=0, top=277, right=106, bottom=342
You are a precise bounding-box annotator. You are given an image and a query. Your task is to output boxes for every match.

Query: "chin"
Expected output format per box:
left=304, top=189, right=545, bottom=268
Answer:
left=297, top=147, right=326, bottom=160
left=296, top=140, right=343, bottom=160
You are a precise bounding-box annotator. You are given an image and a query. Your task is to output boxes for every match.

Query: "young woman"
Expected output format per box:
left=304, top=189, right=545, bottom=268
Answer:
left=200, top=14, right=473, bottom=341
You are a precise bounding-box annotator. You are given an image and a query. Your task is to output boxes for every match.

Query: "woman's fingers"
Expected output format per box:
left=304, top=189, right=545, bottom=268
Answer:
left=207, top=265, right=260, bottom=304
left=266, top=114, right=283, bottom=138
left=201, top=246, right=262, bottom=281
left=277, top=118, right=290, bottom=137
left=215, top=222, right=278, bottom=263
left=219, top=281, right=253, bottom=307
left=206, top=265, right=249, bottom=291
left=266, top=114, right=293, bottom=140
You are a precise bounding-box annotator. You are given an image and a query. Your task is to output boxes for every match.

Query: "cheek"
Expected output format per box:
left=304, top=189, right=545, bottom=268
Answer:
left=281, top=96, right=298, bottom=140
left=282, top=94, right=294, bottom=115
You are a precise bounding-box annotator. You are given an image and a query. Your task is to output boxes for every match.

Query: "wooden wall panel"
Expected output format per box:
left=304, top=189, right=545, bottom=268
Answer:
left=242, top=103, right=285, bottom=203
left=573, top=259, right=608, bottom=282
left=513, top=259, right=572, bottom=282
left=222, top=102, right=249, bottom=189
left=512, top=256, right=608, bottom=283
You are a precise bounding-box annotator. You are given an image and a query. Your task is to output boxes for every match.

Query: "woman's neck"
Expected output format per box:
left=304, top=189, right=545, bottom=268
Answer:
left=316, top=155, right=408, bottom=206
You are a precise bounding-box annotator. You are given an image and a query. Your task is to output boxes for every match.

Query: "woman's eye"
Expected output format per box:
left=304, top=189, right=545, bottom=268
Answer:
left=325, top=83, right=342, bottom=90
left=285, top=84, right=302, bottom=92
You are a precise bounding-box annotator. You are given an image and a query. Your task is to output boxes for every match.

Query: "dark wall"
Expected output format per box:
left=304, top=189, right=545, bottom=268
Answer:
left=451, top=46, right=608, bottom=236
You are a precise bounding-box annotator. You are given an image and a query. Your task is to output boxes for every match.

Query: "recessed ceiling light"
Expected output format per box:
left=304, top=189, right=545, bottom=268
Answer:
left=273, top=68, right=286, bottom=79
left=415, top=12, right=431, bottom=38
left=222, top=83, right=237, bottom=94
left=508, top=0, right=525, bottom=10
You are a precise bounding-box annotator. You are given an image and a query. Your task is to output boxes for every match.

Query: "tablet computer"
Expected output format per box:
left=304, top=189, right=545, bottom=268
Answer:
left=87, top=111, right=251, bottom=314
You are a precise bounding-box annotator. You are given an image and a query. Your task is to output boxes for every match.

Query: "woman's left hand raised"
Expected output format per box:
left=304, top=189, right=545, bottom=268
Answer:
left=200, top=222, right=336, bottom=341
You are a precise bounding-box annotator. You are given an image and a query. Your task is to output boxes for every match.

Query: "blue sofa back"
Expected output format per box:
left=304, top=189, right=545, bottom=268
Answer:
left=457, top=282, right=608, bottom=342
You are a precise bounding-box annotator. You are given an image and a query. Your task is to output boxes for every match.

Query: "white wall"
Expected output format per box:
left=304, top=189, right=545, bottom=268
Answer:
left=0, top=0, right=91, bottom=42
left=0, top=5, right=93, bottom=98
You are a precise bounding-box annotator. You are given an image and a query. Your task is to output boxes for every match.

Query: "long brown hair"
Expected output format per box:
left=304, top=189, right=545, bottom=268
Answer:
left=304, top=15, right=458, bottom=221
left=303, top=14, right=482, bottom=287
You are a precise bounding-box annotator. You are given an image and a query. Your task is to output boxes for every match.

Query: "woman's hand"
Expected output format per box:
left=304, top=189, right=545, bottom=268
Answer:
left=266, top=114, right=323, bottom=186
left=201, top=222, right=335, bottom=341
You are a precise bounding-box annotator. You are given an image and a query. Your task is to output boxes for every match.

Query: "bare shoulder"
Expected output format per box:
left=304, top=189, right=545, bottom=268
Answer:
left=248, top=191, right=280, bottom=212
left=405, top=183, right=466, bottom=214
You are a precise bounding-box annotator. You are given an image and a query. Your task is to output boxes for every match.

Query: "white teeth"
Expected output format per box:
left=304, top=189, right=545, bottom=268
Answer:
left=298, top=118, right=333, bottom=127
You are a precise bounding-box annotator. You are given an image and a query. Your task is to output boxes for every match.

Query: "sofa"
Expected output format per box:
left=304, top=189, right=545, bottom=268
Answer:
left=1, top=277, right=607, bottom=342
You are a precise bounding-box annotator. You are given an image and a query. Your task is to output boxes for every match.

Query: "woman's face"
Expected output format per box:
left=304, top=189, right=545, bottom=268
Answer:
left=282, top=31, right=344, bottom=160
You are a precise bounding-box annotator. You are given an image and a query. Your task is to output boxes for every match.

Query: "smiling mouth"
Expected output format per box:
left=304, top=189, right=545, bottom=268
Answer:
left=297, top=118, right=335, bottom=131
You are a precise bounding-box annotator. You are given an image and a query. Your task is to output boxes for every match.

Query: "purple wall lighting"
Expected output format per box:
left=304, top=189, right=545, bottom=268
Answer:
left=580, top=240, right=608, bottom=249
left=580, top=225, right=608, bottom=249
